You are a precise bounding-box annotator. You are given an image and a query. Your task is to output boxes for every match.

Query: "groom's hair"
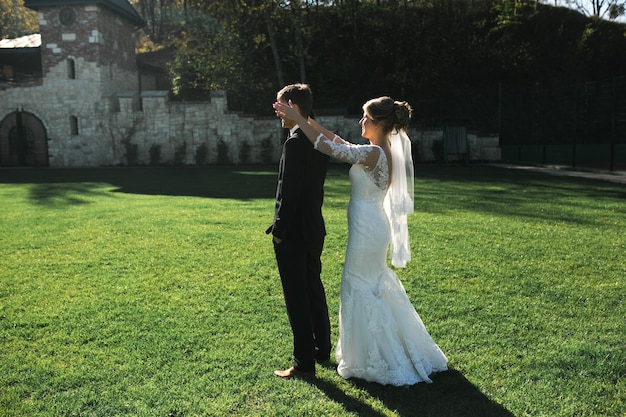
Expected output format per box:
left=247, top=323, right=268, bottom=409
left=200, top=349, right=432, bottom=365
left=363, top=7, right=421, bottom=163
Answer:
left=277, top=84, right=313, bottom=118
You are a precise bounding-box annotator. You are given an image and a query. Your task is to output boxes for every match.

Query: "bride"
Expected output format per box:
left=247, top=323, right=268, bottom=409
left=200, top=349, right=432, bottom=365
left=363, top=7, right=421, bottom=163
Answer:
left=273, top=97, right=448, bottom=386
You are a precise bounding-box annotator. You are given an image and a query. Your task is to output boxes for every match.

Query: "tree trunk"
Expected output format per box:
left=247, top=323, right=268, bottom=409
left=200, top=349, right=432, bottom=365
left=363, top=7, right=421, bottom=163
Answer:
left=265, top=14, right=284, bottom=88
left=296, top=24, right=307, bottom=82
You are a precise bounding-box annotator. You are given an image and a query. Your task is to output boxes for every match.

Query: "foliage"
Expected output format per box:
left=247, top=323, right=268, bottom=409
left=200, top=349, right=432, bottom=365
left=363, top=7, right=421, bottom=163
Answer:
left=157, top=1, right=283, bottom=111
left=121, top=137, right=139, bottom=166
left=135, top=1, right=626, bottom=133
left=174, top=141, right=186, bottom=165
left=260, top=136, right=275, bottom=164
left=0, top=0, right=37, bottom=39
left=131, top=0, right=176, bottom=43
left=194, top=142, right=208, bottom=165
left=168, top=7, right=244, bottom=101
left=239, top=140, right=251, bottom=164
left=562, top=0, right=626, bottom=20
left=431, top=138, right=444, bottom=162
left=149, top=143, right=162, bottom=165
left=216, top=138, right=230, bottom=164
left=0, top=165, right=624, bottom=416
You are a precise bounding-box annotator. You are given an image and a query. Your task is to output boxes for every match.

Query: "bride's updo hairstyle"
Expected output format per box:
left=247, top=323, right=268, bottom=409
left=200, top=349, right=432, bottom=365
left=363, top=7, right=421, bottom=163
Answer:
left=364, top=96, right=412, bottom=135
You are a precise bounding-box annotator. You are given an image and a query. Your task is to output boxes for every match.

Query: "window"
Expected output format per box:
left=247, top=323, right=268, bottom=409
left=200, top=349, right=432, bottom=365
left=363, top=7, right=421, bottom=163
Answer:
left=67, top=59, right=75, bottom=79
left=70, top=116, right=79, bottom=135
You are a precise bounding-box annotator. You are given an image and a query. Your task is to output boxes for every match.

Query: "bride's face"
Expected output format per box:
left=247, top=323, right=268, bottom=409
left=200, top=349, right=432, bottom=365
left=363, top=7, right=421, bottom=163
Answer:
left=359, top=112, right=377, bottom=140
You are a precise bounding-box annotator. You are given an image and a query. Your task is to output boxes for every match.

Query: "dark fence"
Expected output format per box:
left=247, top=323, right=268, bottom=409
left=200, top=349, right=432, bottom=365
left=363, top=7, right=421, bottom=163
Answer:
left=411, top=88, right=501, bottom=134
left=500, top=76, right=626, bottom=171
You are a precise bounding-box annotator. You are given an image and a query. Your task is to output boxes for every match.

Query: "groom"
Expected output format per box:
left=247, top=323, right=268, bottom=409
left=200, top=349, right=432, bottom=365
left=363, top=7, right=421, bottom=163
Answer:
left=266, top=83, right=331, bottom=378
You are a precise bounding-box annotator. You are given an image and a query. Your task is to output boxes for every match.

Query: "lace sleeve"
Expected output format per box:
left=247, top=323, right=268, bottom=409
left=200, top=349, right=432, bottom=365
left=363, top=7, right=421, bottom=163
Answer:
left=313, top=133, right=385, bottom=182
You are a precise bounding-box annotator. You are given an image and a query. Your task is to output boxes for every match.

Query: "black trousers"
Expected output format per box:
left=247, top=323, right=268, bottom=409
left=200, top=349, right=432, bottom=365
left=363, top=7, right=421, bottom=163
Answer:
left=274, top=237, right=331, bottom=372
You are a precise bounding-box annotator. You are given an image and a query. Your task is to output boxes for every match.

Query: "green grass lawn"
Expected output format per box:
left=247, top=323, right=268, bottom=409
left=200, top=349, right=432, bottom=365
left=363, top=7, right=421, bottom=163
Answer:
left=1, top=164, right=624, bottom=417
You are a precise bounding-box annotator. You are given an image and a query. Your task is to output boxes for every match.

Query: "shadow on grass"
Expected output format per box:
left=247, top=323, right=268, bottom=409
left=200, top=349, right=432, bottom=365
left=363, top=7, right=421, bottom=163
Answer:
left=412, top=164, right=626, bottom=227
left=313, top=368, right=513, bottom=417
left=2, top=165, right=624, bottom=220
left=416, top=164, right=626, bottom=201
left=27, top=182, right=105, bottom=207
left=0, top=166, right=280, bottom=203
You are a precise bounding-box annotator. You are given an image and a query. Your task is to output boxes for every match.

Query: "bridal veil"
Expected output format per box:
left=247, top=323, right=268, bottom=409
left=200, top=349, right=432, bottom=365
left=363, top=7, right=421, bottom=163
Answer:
left=383, top=130, right=414, bottom=268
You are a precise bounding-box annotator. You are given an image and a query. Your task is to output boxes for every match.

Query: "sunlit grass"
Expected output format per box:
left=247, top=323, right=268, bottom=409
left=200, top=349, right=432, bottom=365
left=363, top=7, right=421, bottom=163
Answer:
left=1, top=165, right=624, bottom=416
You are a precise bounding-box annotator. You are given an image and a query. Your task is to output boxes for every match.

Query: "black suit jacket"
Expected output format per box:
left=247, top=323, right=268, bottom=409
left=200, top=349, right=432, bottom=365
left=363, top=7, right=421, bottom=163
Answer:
left=267, top=127, right=330, bottom=242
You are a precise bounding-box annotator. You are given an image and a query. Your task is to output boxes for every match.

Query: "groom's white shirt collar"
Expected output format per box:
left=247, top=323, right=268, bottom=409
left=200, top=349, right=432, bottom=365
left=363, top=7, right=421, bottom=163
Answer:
left=290, top=125, right=299, bottom=136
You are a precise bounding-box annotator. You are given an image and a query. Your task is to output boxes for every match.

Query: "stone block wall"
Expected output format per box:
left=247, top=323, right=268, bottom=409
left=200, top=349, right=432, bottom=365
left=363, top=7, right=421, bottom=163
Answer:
left=118, top=93, right=500, bottom=166
left=1, top=81, right=501, bottom=167
left=106, top=91, right=286, bottom=166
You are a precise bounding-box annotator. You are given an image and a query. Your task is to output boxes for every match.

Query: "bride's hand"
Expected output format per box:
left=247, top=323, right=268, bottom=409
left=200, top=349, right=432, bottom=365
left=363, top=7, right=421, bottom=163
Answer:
left=273, top=100, right=301, bottom=121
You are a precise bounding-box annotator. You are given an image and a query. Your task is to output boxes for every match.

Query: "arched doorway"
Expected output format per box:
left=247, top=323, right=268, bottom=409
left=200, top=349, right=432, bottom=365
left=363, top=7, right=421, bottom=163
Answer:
left=0, top=110, right=48, bottom=166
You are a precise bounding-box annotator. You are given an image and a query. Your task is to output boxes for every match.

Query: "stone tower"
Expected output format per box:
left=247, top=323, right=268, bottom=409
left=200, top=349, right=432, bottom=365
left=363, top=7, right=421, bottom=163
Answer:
left=24, top=0, right=145, bottom=95
left=0, top=0, right=145, bottom=166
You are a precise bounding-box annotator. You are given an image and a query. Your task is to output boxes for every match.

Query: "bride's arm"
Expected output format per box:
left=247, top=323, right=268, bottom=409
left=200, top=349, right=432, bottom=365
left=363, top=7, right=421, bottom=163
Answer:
left=306, top=117, right=349, bottom=145
left=273, top=101, right=376, bottom=166
left=273, top=101, right=337, bottom=146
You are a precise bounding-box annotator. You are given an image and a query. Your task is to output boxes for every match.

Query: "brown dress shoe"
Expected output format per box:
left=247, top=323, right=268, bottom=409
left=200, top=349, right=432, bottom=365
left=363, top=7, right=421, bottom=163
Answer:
left=273, top=366, right=315, bottom=379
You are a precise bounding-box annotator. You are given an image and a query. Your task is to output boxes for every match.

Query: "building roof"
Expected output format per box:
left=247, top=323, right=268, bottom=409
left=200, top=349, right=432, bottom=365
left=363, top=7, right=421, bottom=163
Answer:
left=24, top=0, right=145, bottom=27
left=0, top=34, right=41, bottom=49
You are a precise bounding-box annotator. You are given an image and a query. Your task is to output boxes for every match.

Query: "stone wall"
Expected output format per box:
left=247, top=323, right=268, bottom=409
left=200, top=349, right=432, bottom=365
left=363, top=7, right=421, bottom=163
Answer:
left=107, top=90, right=287, bottom=166
left=1, top=82, right=500, bottom=167
left=103, top=91, right=500, bottom=166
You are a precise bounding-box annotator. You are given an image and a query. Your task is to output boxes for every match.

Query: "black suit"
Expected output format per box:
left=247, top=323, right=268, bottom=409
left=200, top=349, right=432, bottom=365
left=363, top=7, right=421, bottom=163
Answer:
left=267, top=127, right=331, bottom=373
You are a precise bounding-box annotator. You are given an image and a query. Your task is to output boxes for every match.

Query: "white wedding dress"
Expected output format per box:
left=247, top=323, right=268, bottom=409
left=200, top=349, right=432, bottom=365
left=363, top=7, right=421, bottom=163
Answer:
left=314, top=134, right=448, bottom=386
